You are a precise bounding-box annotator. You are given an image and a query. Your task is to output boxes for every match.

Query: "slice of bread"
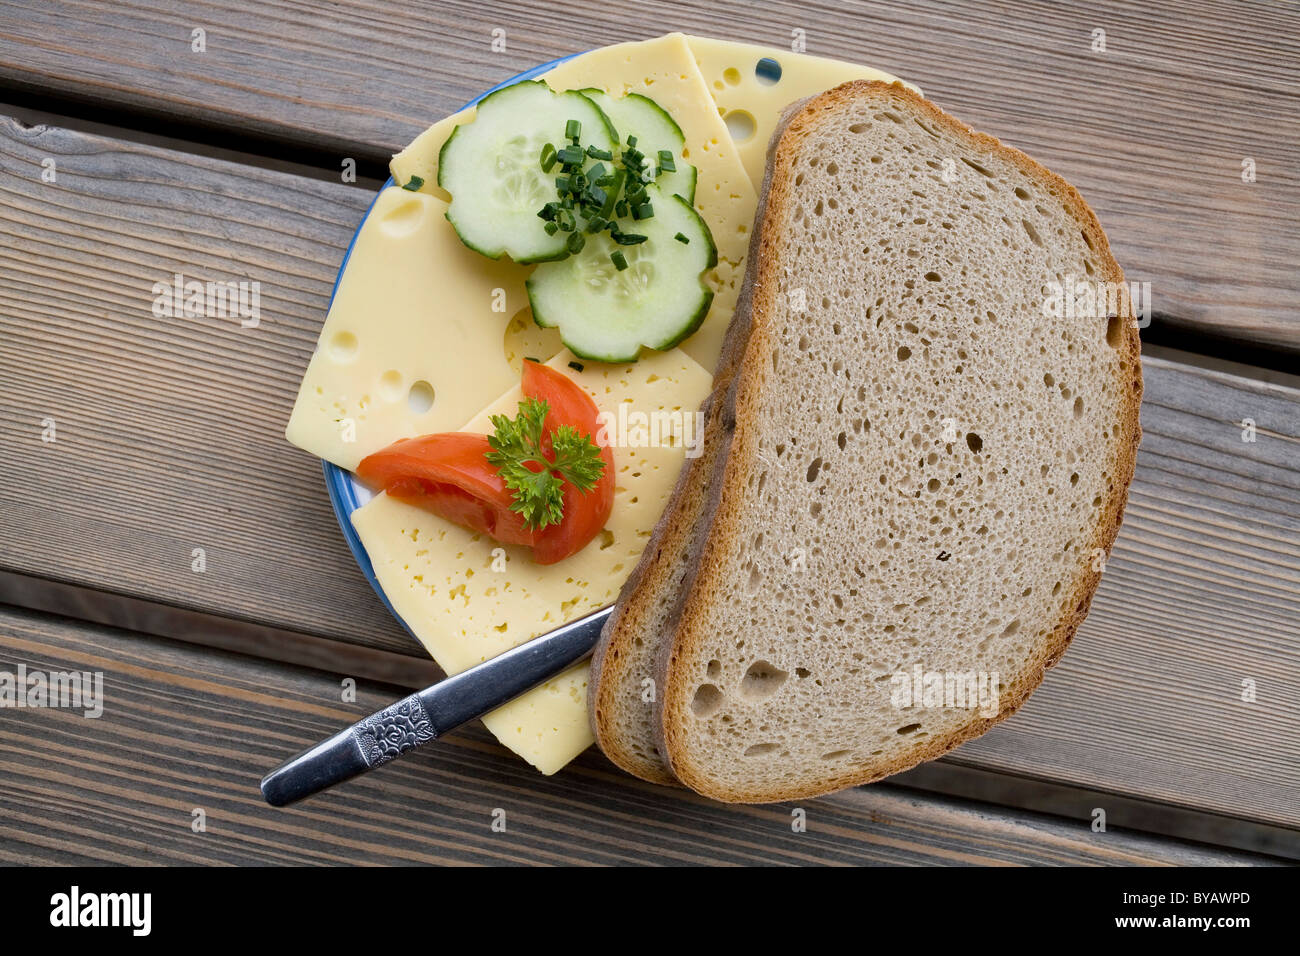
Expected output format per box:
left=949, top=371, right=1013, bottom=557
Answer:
left=653, top=81, right=1143, bottom=802
left=587, top=201, right=766, bottom=784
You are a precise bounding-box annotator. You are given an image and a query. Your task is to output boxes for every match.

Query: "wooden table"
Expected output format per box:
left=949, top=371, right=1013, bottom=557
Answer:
left=0, top=0, right=1296, bottom=865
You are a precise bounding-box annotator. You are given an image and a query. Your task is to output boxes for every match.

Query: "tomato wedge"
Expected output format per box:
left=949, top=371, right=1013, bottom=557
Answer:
left=354, top=361, right=614, bottom=565
left=355, top=432, right=540, bottom=547
left=522, top=361, right=615, bottom=565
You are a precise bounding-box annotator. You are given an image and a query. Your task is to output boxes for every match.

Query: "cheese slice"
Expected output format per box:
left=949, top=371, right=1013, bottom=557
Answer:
left=685, top=36, right=918, bottom=190
left=351, top=348, right=713, bottom=773
left=286, top=187, right=529, bottom=469
left=390, top=33, right=757, bottom=374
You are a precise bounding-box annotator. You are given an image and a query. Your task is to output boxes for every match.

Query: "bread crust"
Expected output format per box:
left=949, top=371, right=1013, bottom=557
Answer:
left=656, top=81, right=1144, bottom=803
left=586, top=115, right=783, bottom=783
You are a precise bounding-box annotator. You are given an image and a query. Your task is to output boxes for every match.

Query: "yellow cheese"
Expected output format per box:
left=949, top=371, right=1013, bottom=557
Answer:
left=285, top=187, right=529, bottom=470
left=390, top=34, right=757, bottom=374
left=685, top=35, right=917, bottom=191
left=351, top=347, right=713, bottom=774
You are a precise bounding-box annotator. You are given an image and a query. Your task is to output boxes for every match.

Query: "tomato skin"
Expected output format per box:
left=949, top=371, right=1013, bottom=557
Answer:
left=522, top=361, right=615, bottom=564
left=356, top=433, right=539, bottom=547
left=354, top=363, right=614, bottom=564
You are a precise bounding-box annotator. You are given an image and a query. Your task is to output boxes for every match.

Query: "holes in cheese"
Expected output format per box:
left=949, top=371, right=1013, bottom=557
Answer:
left=503, top=307, right=563, bottom=375
left=285, top=187, right=527, bottom=470
left=684, top=35, right=918, bottom=191
left=350, top=346, right=712, bottom=774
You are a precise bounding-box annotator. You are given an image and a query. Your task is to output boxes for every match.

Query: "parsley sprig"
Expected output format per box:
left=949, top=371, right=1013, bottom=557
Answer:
left=485, top=397, right=605, bottom=530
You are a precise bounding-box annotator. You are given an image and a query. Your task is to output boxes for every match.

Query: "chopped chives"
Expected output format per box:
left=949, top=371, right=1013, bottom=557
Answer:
left=568, top=361, right=584, bottom=372
left=585, top=215, right=608, bottom=233
left=543, top=221, right=559, bottom=235
left=611, top=251, right=628, bottom=270
left=631, top=202, right=654, bottom=221
left=674, top=232, right=689, bottom=244
left=565, top=119, right=582, bottom=142
left=401, top=174, right=425, bottom=191
left=626, top=134, right=637, bottom=147
left=557, top=145, right=585, bottom=166
left=555, top=175, right=571, bottom=193
left=613, top=231, right=647, bottom=245
left=657, top=150, right=676, bottom=172
left=566, top=231, right=586, bottom=254
left=586, top=145, right=613, bottom=161
left=539, top=143, right=557, bottom=172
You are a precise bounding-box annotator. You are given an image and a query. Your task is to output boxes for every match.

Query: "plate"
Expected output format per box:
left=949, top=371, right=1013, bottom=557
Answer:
left=321, top=52, right=580, bottom=632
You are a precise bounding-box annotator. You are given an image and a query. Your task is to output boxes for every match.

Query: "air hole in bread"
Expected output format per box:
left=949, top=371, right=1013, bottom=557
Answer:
left=1022, top=219, right=1043, bottom=247
left=821, top=749, right=852, bottom=761
left=740, top=660, right=789, bottom=701
left=897, top=723, right=923, bottom=735
left=961, top=156, right=994, bottom=177
left=744, top=743, right=779, bottom=756
left=691, top=684, right=724, bottom=717
left=1105, top=314, right=1124, bottom=349
left=706, top=659, right=722, bottom=679
left=806, top=457, right=823, bottom=482
left=897, top=346, right=912, bottom=360
left=1073, top=396, right=1085, bottom=419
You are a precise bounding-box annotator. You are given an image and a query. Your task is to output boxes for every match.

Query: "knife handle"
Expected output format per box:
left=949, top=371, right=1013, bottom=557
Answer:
left=260, top=604, right=613, bottom=807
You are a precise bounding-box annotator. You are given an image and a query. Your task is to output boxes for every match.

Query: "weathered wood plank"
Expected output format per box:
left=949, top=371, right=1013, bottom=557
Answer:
left=0, top=608, right=1275, bottom=865
left=0, top=0, right=1295, bottom=352
left=0, top=115, right=406, bottom=652
left=1, top=118, right=1297, bottom=832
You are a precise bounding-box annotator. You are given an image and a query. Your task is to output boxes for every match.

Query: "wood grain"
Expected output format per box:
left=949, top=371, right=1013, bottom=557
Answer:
left=0, top=0, right=1295, bottom=352
left=0, top=119, right=1297, bottom=835
left=0, top=607, right=1275, bottom=865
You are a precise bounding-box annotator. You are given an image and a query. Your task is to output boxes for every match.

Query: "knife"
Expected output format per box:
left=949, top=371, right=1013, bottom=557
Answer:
left=260, top=604, right=613, bottom=807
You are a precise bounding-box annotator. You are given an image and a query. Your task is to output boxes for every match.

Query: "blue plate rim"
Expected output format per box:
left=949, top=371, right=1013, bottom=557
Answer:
left=321, top=51, right=581, bottom=635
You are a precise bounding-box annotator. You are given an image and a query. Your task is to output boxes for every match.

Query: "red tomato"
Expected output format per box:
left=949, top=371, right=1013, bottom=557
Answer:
left=521, top=361, right=615, bottom=565
left=355, top=432, right=540, bottom=547
left=354, top=362, right=614, bottom=565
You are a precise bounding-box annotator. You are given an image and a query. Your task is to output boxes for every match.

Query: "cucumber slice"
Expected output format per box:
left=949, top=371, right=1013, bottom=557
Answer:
left=438, top=81, right=617, bottom=263
left=579, top=89, right=696, bottom=204
left=525, top=184, right=716, bottom=363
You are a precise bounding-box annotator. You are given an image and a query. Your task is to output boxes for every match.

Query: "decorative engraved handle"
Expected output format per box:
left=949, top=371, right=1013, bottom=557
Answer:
left=352, top=694, right=435, bottom=767
left=261, top=604, right=613, bottom=806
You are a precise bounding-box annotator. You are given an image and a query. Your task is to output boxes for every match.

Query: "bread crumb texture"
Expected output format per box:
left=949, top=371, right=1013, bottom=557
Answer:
left=664, top=83, right=1141, bottom=802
